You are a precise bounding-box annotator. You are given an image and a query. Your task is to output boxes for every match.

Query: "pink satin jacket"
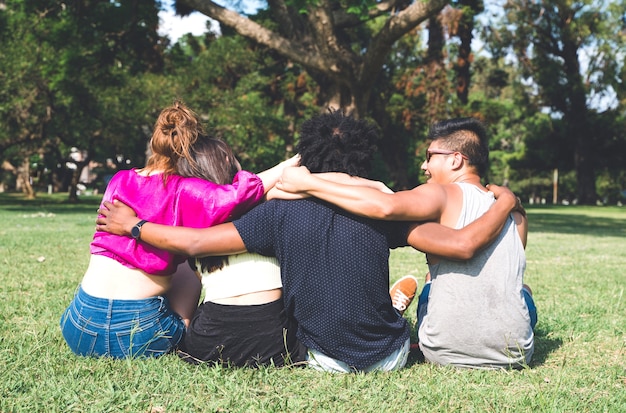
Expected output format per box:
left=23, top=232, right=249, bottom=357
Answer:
left=91, top=169, right=264, bottom=275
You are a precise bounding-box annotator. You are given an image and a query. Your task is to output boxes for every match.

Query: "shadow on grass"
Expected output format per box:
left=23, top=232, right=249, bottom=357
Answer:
left=529, top=326, right=562, bottom=367
left=527, top=207, right=625, bottom=238
left=0, top=192, right=102, bottom=215
left=405, top=326, right=562, bottom=369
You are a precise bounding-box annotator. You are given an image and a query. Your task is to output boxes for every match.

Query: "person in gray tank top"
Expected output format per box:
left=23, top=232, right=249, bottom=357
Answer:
left=276, top=117, right=536, bottom=369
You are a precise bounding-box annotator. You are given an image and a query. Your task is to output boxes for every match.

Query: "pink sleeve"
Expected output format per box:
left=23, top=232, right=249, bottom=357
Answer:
left=177, top=170, right=265, bottom=228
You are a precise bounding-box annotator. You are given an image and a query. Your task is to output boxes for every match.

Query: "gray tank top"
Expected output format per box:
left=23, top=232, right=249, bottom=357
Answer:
left=418, top=183, right=534, bottom=368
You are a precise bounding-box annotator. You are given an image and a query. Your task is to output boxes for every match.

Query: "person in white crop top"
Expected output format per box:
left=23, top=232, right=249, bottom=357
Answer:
left=178, top=252, right=307, bottom=367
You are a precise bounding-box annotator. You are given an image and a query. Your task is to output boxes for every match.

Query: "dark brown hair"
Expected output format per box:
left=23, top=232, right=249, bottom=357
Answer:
left=177, top=137, right=242, bottom=274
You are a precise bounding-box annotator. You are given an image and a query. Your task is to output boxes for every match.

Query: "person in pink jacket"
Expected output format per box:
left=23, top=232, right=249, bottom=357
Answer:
left=60, top=101, right=297, bottom=358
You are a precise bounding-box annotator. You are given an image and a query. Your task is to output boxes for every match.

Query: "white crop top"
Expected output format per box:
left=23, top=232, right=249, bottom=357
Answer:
left=198, top=253, right=282, bottom=302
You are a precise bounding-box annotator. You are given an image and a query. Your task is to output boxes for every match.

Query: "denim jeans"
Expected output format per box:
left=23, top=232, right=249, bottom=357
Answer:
left=60, top=286, right=185, bottom=358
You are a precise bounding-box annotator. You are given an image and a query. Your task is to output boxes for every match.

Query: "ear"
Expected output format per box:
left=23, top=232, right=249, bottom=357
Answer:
left=450, top=152, right=465, bottom=169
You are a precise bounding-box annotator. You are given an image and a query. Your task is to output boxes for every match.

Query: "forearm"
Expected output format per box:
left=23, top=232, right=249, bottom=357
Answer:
left=96, top=200, right=247, bottom=256
left=304, top=175, right=392, bottom=218
left=139, top=222, right=247, bottom=257
left=138, top=223, right=204, bottom=256
left=408, top=192, right=515, bottom=259
left=455, top=193, right=516, bottom=255
left=315, top=173, right=393, bottom=193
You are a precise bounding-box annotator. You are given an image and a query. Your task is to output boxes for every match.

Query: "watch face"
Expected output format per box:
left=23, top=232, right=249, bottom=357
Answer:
left=131, top=226, right=141, bottom=239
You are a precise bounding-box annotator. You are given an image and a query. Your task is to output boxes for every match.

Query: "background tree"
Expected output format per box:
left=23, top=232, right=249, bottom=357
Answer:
left=486, top=0, right=626, bottom=204
left=0, top=0, right=165, bottom=201
left=2, top=0, right=624, bottom=201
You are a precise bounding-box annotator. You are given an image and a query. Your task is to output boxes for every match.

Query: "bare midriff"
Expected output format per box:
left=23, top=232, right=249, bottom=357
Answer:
left=80, top=255, right=172, bottom=299
left=209, top=288, right=282, bottom=305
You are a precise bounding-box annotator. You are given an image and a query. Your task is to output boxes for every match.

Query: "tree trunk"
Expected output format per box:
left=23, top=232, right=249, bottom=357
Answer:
left=425, top=14, right=448, bottom=123
left=569, top=104, right=597, bottom=204
left=455, top=0, right=481, bottom=104
left=561, top=22, right=597, bottom=205
left=17, top=157, right=36, bottom=199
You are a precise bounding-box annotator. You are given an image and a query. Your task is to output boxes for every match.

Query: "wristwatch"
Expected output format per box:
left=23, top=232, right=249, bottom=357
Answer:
left=131, top=219, right=148, bottom=240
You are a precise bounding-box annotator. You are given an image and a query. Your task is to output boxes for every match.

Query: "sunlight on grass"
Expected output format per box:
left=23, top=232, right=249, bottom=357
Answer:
left=0, top=194, right=624, bottom=412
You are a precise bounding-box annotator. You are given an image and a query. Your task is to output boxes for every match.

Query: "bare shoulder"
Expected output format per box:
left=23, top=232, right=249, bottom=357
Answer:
left=437, top=183, right=465, bottom=226
left=387, top=183, right=449, bottom=221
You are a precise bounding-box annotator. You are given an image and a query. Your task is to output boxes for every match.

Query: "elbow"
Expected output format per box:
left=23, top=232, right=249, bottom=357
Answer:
left=178, top=233, right=205, bottom=257
left=186, top=238, right=207, bottom=257
left=373, top=201, right=398, bottom=220
left=185, top=245, right=202, bottom=257
left=450, top=239, right=478, bottom=260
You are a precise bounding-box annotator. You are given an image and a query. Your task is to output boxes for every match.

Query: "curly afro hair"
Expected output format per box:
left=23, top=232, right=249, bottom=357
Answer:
left=296, top=110, right=379, bottom=178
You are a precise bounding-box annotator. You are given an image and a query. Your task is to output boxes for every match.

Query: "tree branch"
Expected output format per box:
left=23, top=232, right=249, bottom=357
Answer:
left=179, top=0, right=343, bottom=74
left=361, top=0, right=448, bottom=84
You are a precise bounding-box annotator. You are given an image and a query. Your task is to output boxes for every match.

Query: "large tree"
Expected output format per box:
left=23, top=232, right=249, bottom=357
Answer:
left=175, top=1, right=448, bottom=117
left=173, top=1, right=449, bottom=187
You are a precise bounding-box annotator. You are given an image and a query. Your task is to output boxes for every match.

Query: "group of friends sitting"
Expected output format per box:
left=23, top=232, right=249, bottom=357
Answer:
left=60, top=102, right=536, bottom=372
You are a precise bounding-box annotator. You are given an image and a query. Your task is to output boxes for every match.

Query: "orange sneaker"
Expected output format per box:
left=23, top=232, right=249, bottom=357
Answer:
left=390, top=275, right=418, bottom=315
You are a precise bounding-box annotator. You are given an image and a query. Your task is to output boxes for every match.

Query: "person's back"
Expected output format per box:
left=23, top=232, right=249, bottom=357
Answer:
left=414, top=118, right=535, bottom=368
left=233, top=196, right=410, bottom=370
left=61, top=102, right=295, bottom=359
left=90, top=170, right=263, bottom=274
left=233, top=111, right=411, bottom=371
left=419, top=183, right=533, bottom=368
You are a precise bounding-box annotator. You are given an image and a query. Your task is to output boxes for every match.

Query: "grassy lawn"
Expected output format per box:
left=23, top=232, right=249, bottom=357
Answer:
left=0, top=193, right=624, bottom=412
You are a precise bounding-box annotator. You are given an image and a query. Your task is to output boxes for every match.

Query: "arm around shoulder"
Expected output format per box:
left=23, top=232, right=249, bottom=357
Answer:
left=139, top=222, right=247, bottom=257
left=96, top=199, right=248, bottom=257
left=407, top=184, right=518, bottom=259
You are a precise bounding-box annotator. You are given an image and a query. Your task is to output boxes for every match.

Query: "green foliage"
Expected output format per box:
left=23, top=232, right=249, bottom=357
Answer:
left=2, top=0, right=625, bottom=201
left=482, top=0, right=626, bottom=203
left=0, top=0, right=168, bottom=199
left=158, top=29, right=322, bottom=172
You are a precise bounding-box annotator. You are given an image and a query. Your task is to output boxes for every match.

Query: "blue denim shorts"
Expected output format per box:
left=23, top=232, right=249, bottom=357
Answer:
left=60, top=286, right=185, bottom=358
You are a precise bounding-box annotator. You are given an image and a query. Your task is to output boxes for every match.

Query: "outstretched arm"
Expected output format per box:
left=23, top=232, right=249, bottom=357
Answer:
left=277, top=166, right=444, bottom=220
left=269, top=169, right=393, bottom=200
left=406, top=184, right=519, bottom=260
left=96, top=200, right=247, bottom=257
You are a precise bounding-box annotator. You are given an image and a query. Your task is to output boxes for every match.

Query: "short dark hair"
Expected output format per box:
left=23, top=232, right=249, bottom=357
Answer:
left=428, top=117, right=489, bottom=177
left=296, top=110, right=379, bottom=178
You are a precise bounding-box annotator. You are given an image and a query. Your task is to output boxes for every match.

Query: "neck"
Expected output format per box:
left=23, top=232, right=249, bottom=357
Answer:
left=451, top=172, right=483, bottom=187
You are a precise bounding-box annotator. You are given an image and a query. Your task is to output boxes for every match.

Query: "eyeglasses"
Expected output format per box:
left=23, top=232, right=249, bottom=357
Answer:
left=426, top=149, right=469, bottom=162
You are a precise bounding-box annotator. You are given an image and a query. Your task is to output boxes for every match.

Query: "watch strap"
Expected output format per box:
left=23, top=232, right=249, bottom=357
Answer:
left=131, top=219, right=148, bottom=240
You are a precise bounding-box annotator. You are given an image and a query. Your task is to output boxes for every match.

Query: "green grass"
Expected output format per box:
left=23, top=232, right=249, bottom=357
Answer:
left=1, top=193, right=625, bottom=412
